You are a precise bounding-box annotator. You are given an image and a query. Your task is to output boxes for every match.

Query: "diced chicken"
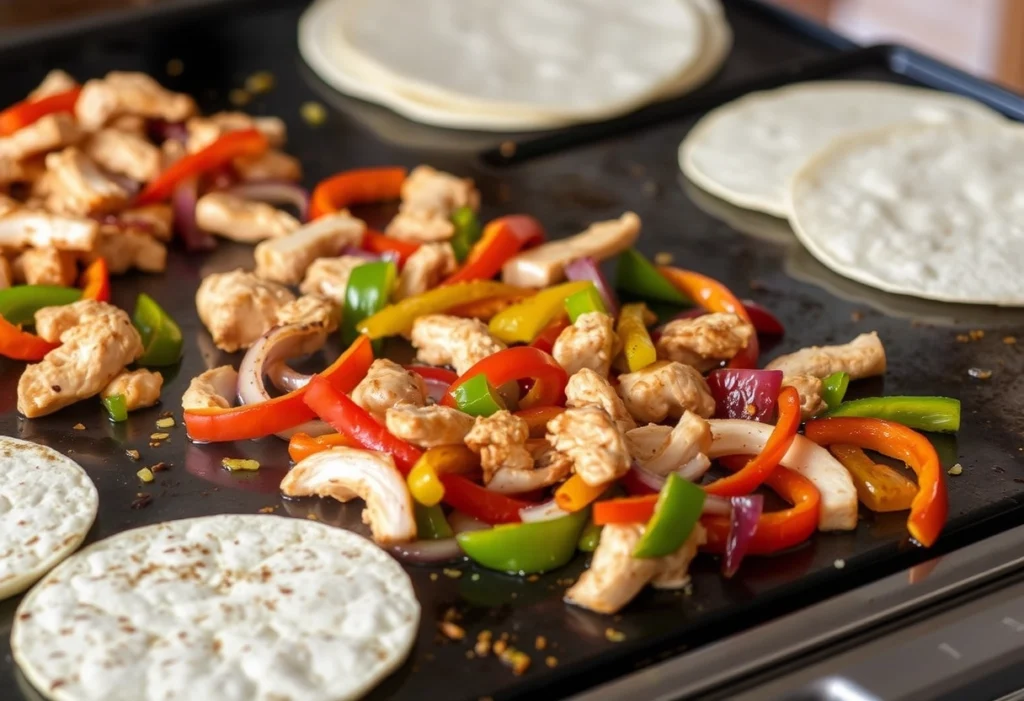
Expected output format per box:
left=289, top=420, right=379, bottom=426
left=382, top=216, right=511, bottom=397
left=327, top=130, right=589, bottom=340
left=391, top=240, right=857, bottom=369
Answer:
left=101, top=368, right=163, bottom=411
left=15, top=246, right=77, bottom=286
left=195, top=269, right=295, bottom=352
left=0, top=257, right=12, bottom=290
left=617, top=360, right=716, bottom=424
left=43, top=147, right=130, bottom=215
left=299, top=255, right=367, bottom=304
left=547, top=406, right=630, bottom=487
left=254, top=211, right=365, bottom=285
left=108, top=114, right=148, bottom=137
left=766, top=332, right=886, bottom=381
left=552, top=311, right=617, bottom=377
left=280, top=447, right=416, bottom=546
left=181, top=366, right=239, bottom=410
left=91, top=227, right=167, bottom=274
left=185, top=112, right=287, bottom=153
left=782, top=374, right=827, bottom=419
left=0, top=113, right=82, bottom=162
left=0, top=208, right=98, bottom=251
left=195, top=192, right=300, bottom=243
left=0, top=157, right=25, bottom=186
left=351, top=359, right=427, bottom=424
left=114, top=203, right=174, bottom=241
left=34, top=299, right=114, bottom=342
left=385, top=210, right=457, bottom=244
left=465, top=410, right=534, bottom=483
left=656, top=313, right=756, bottom=372
left=17, top=301, right=142, bottom=418
left=232, top=150, right=301, bottom=182
left=385, top=405, right=475, bottom=449
left=274, top=295, right=339, bottom=333
left=82, top=128, right=161, bottom=183
left=650, top=524, right=706, bottom=590
left=75, top=71, right=196, bottom=130
left=502, top=212, right=641, bottom=288
left=625, top=412, right=712, bottom=480
left=565, top=368, right=636, bottom=433
left=28, top=69, right=77, bottom=101
left=411, top=314, right=506, bottom=375
left=396, top=242, right=456, bottom=300
left=385, top=165, right=480, bottom=243
left=487, top=439, right=573, bottom=494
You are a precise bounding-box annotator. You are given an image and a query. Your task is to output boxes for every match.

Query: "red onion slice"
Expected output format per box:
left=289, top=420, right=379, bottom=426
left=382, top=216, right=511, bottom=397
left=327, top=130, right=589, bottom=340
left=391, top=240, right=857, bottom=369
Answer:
left=519, top=499, right=571, bottom=523
left=723, top=494, right=764, bottom=577
left=225, top=180, right=310, bottom=221
left=707, top=368, right=783, bottom=423
left=148, top=119, right=188, bottom=144
left=704, top=494, right=732, bottom=517
left=173, top=177, right=216, bottom=251
left=390, top=538, right=464, bottom=565
left=565, top=257, right=619, bottom=317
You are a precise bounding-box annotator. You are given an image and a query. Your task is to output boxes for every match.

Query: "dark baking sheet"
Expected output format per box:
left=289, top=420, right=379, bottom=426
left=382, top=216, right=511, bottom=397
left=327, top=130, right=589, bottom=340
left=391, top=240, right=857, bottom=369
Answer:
left=3, top=2, right=1024, bottom=700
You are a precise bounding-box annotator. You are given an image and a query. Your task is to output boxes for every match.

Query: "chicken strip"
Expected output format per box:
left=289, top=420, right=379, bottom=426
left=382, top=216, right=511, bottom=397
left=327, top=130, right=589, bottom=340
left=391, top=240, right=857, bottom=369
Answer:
left=410, top=314, right=506, bottom=375
left=113, top=203, right=174, bottom=241
left=232, top=150, right=301, bottom=182
left=101, top=368, right=163, bottom=411
left=565, top=368, right=636, bottom=433
left=486, top=439, right=573, bottom=494
left=15, top=247, right=76, bottom=286
left=299, top=255, right=367, bottom=304
left=617, top=361, right=716, bottom=424
left=75, top=71, right=196, bottom=130
left=782, top=374, right=827, bottom=420
left=17, top=301, right=142, bottom=418
left=0, top=209, right=97, bottom=251
left=43, top=147, right=130, bottom=215
left=195, top=269, right=295, bottom=352
left=385, top=165, right=479, bottom=243
left=195, top=192, right=300, bottom=243
left=254, top=211, right=365, bottom=285
left=91, top=227, right=167, bottom=274
left=766, top=332, right=886, bottom=381
left=656, top=313, right=756, bottom=372
left=34, top=299, right=113, bottom=342
left=465, top=411, right=534, bottom=483
left=185, top=112, right=287, bottom=153
left=28, top=70, right=77, bottom=101
left=275, top=295, right=339, bottom=333
left=547, top=406, right=630, bottom=487
left=0, top=113, right=82, bottom=162
left=82, top=128, right=162, bottom=183
left=396, top=242, right=456, bottom=300
left=552, top=311, right=617, bottom=377
left=0, top=257, right=12, bottom=290
left=181, top=366, right=238, bottom=410
left=385, top=405, right=475, bottom=449
left=351, top=359, right=427, bottom=424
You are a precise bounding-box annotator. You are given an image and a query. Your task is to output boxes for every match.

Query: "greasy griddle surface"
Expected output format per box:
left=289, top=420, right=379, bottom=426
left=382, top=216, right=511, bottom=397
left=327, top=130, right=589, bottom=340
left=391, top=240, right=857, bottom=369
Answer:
left=3, top=3, right=1024, bottom=700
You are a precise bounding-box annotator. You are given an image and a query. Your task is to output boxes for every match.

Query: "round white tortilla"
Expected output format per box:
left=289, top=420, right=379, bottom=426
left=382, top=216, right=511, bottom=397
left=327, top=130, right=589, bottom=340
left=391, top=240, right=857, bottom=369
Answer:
left=12, top=514, right=420, bottom=701
left=680, top=81, right=1005, bottom=217
left=788, top=122, right=1024, bottom=306
left=0, top=437, right=97, bottom=601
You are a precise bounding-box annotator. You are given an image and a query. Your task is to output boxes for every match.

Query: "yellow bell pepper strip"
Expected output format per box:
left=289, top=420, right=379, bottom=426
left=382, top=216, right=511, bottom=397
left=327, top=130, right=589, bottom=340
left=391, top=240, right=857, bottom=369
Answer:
left=615, top=249, right=689, bottom=304
left=442, top=346, right=569, bottom=411
left=287, top=432, right=359, bottom=463
left=102, top=393, right=128, bottom=423
left=829, top=444, right=918, bottom=513
left=407, top=457, right=445, bottom=506
left=825, top=396, right=961, bottom=433
left=132, top=293, right=183, bottom=367
left=821, top=371, right=850, bottom=410
left=309, top=166, right=407, bottom=220
left=452, top=374, right=507, bottom=417
left=577, top=519, right=602, bottom=552
left=555, top=474, right=608, bottom=512
left=488, top=280, right=592, bottom=344
left=564, top=283, right=607, bottom=322
left=632, top=474, right=706, bottom=558
left=442, top=215, right=545, bottom=286
left=341, top=260, right=396, bottom=347
left=617, top=302, right=657, bottom=372
left=80, top=258, right=110, bottom=302
left=805, top=417, right=947, bottom=547
left=416, top=444, right=481, bottom=476
left=358, top=280, right=524, bottom=339
left=457, top=507, right=589, bottom=574
left=449, top=206, right=483, bottom=262
left=414, top=503, right=454, bottom=540
left=0, top=285, right=81, bottom=326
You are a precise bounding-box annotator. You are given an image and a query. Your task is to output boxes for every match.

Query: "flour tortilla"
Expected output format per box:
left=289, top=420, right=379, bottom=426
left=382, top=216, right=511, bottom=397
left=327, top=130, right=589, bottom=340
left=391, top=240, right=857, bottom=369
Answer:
left=0, top=437, right=97, bottom=601
left=788, top=122, right=1024, bottom=306
left=680, top=81, right=1005, bottom=217
left=12, top=514, right=420, bottom=701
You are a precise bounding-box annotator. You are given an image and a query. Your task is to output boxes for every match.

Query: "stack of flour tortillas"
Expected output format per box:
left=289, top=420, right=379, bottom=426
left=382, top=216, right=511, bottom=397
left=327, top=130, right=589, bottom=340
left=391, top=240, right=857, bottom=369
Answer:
left=299, top=0, right=732, bottom=131
left=679, top=81, right=1023, bottom=305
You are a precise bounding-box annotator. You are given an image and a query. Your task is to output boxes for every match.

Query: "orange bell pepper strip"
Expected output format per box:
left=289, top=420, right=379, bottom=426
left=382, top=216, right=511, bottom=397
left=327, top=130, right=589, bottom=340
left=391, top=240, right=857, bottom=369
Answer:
left=658, top=266, right=759, bottom=369
left=310, top=166, right=407, bottom=220
left=441, top=346, right=568, bottom=411
left=438, top=473, right=532, bottom=524
left=362, top=229, right=420, bottom=267
left=442, top=215, right=544, bottom=286
left=704, top=385, right=801, bottom=497
left=287, top=432, right=359, bottom=463
left=829, top=443, right=918, bottom=512
left=79, top=258, right=110, bottom=302
left=805, top=417, right=947, bottom=547
left=514, top=405, right=565, bottom=438
left=184, top=335, right=373, bottom=443
left=0, top=316, right=57, bottom=361
left=555, top=474, right=608, bottom=512
left=137, top=128, right=269, bottom=205
left=0, top=87, right=81, bottom=136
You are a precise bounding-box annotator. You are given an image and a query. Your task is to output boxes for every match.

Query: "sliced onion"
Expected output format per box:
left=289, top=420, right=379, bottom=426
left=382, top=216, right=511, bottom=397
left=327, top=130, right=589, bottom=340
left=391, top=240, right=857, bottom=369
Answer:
left=723, top=494, right=764, bottom=578
left=225, top=180, right=310, bottom=221
left=449, top=511, right=489, bottom=534
left=267, top=362, right=311, bottom=393
left=704, top=494, right=732, bottom=517
left=565, top=257, right=619, bottom=317
left=107, top=172, right=141, bottom=197
left=390, top=538, right=464, bottom=565
left=707, top=368, right=783, bottom=423
left=519, top=499, right=570, bottom=523
left=173, top=177, right=216, bottom=251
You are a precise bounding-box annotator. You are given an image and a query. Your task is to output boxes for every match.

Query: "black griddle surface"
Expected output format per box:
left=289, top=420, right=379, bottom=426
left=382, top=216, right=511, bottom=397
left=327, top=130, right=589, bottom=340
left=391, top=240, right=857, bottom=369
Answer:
left=3, top=2, right=1024, bottom=700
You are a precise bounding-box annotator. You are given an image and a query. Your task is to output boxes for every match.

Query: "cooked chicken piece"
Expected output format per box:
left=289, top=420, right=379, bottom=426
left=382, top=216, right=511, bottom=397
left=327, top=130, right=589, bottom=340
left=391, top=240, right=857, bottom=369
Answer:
left=650, top=523, right=706, bottom=590
left=91, top=227, right=167, bottom=274
left=107, top=114, right=147, bottom=137
left=181, top=365, right=238, bottom=410
left=782, top=374, right=828, bottom=420
left=274, top=295, right=339, bottom=333
left=351, top=359, right=428, bottom=424
left=465, top=410, right=534, bottom=483
left=101, top=368, right=163, bottom=411
left=82, top=128, right=161, bottom=183
left=0, top=257, right=12, bottom=289
left=0, top=208, right=97, bottom=251
left=28, top=69, right=77, bottom=100
left=254, top=211, right=365, bottom=285
left=565, top=368, right=636, bottom=433
left=15, top=246, right=76, bottom=286
left=232, top=150, right=302, bottom=182
left=487, top=439, right=573, bottom=494
left=766, top=332, right=887, bottom=381
left=114, top=203, right=174, bottom=241
left=656, top=313, right=756, bottom=372
left=0, top=157, right=25, bottom=186
left=547, top=406, right=630, bottom=487
left=385, top=405, right=475, bottom=449
left=626, top=412, right=712, bottom=480
left=299, top=255, right=367, bottom=304
left=17, top=301, right=142, bottom=418
left=552, top=311, right=617, bottom=377
left=43, top=147, right=130, bottom=215
left=503, top=212, right=641, bottom=288
left=185, top=112, right=287, bottom=153
left=617, top=361, right=716, bottom=424
left=385, top=165, right=480, bottom=243
left=280, top=447, right=416, bottom=546
left=411, top=314, right=506, bottom=375
left=195, top=269, right=295, bottom=352
left=385, top=210, right=457, bottom=244
left=195, top=192, right=300, bottom=243
left=75, top=72, right=196, bottom=130
left=34, top=299, right=113, bottom=342
left=0, top=113, right=82, bottom=162
left=396, top=242, right=456, bottom=300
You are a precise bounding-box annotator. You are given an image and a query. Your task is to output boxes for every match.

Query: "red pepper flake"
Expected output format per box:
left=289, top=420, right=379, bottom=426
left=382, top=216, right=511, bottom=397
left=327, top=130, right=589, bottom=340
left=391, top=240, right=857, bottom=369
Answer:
left=131, top=493, right=153, bottom=510
left=149, top=462, right=170, bottom=473
left=439, top=622, right=466, bottom=641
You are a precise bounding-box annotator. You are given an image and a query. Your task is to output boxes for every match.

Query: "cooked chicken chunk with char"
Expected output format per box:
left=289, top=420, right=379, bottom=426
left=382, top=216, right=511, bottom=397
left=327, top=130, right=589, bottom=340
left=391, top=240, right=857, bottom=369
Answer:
left=565, top=367, right=636, bottom=433
left=101, top=368, right=163, bottom=411
left=112, top=203, right=174, bottom=241
left=385, top=165, right=480, bottom=243
left=656, top=313, right=755, bottom=372
left=625, top=411, right=712, bottom=479
left=34, top=299, right=113, bottom=342
left=299, top=255, right=367, bottom=304
left=29, top=70, right=77, bottom=101
left=232, top=150, right=302, bottom=182
left=254, top=211, right=365, bottom=285
left=181, top=366, right=238, bottom=410
left=0, top=208, right=97, bottom=251
left=385, top=405, right=475, bottom=449
left=195, top=269, right=295, bottom=352
left=547, top=406, right=630, bottom=487
left=14, top=246, right=76, bottom=286
left=0, top=257, right=12, bottom=289
left=0, top=113, right=82, bottom=162
left=75, top=71, right=196, bottom=130
left=351, top=359, right=427, bottom=424
left=82, top=128, right=161, bottom=183
left=486, top=439, right=573, bottom=494
left=782, top=374, right=827, bottom=419
left=396, top=242, right=456, bottom=300
left=552, top=311, right=617, bottom=377
left=766, top=332, right=886, bottom=381
left=411, top=314, right=506, bottom=375
left=0, top=158, right=25, bottom=186
left=185, top=112, right=287, bottom=153
left=107, top=114, right=147, bottom=137
left=195, top=192, right=300, bottom=243
left=617, top=360, right=716, bottom=424
left=465, top=410, right=534, bottom=483
left=274, top=295, right=339, bottom=333
left=43, top=147, right=129, bottom=215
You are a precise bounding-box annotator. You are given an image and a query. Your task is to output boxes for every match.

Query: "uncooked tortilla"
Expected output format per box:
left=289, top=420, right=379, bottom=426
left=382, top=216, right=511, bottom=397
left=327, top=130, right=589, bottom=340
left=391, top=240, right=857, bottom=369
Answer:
left=788, top=122, right=1024, bottom=306
left=680, top=81, right=1004, bottom=217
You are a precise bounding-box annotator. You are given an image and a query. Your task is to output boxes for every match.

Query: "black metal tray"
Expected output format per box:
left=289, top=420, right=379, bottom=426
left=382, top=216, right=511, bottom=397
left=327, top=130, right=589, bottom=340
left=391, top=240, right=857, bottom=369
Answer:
left=2, top=2, right=1024, bottom=700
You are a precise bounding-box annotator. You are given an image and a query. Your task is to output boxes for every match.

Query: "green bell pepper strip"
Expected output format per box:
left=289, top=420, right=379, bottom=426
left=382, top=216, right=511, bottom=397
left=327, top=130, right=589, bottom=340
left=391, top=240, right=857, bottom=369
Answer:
left=577, top=519, right=602, bottom=553
left=414, top=503, right=454, bottom=540
left=0, top=285, right=81, bottom=326
left=616, top=249, right=690, bottom=305
left=825, top=396, right=961, bottom=433
left=341, top=261, right=396, bottom=347
left=449, top=206, right=483, bottom=263
left=457, top=507, right=589, bottom=575
left=821, top=371, right=850, bottom=410
left=102, top=393, right=128, bottom=423
left=452, top=374, right=507, bottom=417
left=565, top=283, right=608, bottom=323
left=132, top=293, right=183, bottom=367
left=633, top=474, right=706, bottom=559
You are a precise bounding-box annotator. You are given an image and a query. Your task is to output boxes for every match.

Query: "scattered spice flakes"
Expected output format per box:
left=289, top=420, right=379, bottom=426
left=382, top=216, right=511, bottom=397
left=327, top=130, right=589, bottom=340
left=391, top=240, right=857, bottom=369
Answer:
left=439, top=621, right=466, bottom=641
left=258, top=506, right=277, bottom=514
left=228, top=88, right=251, bottom=106
left=653, top=252, right=673, bottom=265
left=475, top=630, right=493, bottom=656
left=604, top=628, right=626, bottom=643
left=155, top=417, right=175, bottom=429
left=970, top=329, right=985, bottom=341
left=492, top=639, right=508, bottom=655
left=526, top=574, right=540, bottom=583
left=306, top=513, right=318, bottom=521
left=151, top=432, right=170, bottom=441
left=131, top=493, right=153, bottom=510
left=222, top=458, right=260, bottom=471
left=948, top=463, right=963, bottom=476
left=72, top=423, right=85, bottom=431
left=166, top=58, right=184, bottom=76
left=545, top=656, right=558, bottom=668
left=956, top=333, right=970, bottom=343
left=534, top=635, right=547, bottom=651
left=245, top=71, right=275, bottom=94
left=499, top=647, right=531, bottom=675
left=149, top=462, right=169, bottom=473
left=850, top=310, right=864, bottom=322
left=300, top=101, right=327, bottom=126
left=137, top=467, right=154, bottom=483
left=125, top=449, right=140, bottom=461
left=968, top=367, right=993, bottom=380
left=1005, top=336, right=1018, bottom=345
left=499, top=141, right=517, bottom=158
left=442, top=568, right=463, bottom=579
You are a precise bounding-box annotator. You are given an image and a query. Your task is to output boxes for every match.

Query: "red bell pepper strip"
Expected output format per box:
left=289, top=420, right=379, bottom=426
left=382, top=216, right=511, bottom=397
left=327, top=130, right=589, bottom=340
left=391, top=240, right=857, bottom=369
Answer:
left=437, top=473, right=531, bottom=524
left=442, top=215, right=545, bottom=286
left=804, top=417, right=947, bottom=547
left=309, top=166, right=407, bottom=220
left=703, top=385, right=801, bottom=497
left=529, top=315, right=569, bottom=355
left=621, top=467, right=658, bottom=496
left=405, top=365, right=458, bottom=385
left=362, top=229, right=420, bottom=267
left=184, top=335, right=373, bottom=443
left=658, top=266, right=759, bottom=368
left=441, top=346, right=568, bottom=411
left=593, top=494, right=660, bottom=525
left=136, top=128, right=269, bottom=205
left=79, top=258, right=110, bottom=302
left=0, top=87, right=81, bottom=136
left=0, top=316, right=57, bottom=361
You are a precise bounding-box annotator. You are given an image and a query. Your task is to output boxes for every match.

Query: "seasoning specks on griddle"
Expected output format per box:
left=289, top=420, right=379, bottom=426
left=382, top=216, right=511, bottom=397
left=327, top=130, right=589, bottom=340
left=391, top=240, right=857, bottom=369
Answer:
left=968, top=367, right=993, bottom=380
